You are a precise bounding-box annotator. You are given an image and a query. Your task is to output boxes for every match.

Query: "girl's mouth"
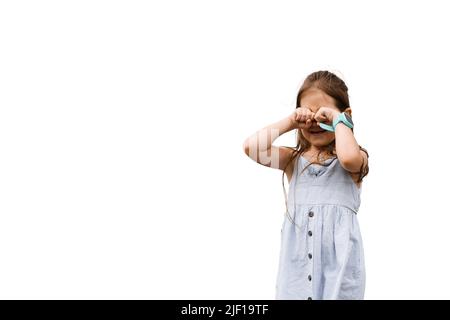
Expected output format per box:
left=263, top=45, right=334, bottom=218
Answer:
left=310, top=130, right=326, bottom=135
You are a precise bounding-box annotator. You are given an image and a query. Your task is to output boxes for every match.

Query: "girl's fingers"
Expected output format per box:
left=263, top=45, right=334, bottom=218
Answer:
left=306, top=119, right=311, bottom=128
left=297, top=110, right=316, bottom=124
left=314, top=114, right=322, bottom=122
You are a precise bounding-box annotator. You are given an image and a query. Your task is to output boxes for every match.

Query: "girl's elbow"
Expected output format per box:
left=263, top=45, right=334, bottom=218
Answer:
left=243, top=139, right=253, bottom=157
left=340, top=153, right=365, bottom=173
left=243, top=141, right=249, bottom=156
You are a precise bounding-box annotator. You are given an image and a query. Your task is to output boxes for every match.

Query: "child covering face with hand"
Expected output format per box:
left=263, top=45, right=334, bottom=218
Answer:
left=243, top=70, right=369, bottom=300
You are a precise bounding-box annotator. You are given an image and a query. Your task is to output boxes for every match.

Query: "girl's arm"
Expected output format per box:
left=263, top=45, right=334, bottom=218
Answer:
left=242, top=115, right=297, bottom=171
left=332, top=112, right=368, bottom=173
left=243, top=107, right=315, bottom=170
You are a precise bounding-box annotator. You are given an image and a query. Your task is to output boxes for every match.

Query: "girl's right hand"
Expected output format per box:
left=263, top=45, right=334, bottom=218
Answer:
left=289, top=107, right=316, bottom=129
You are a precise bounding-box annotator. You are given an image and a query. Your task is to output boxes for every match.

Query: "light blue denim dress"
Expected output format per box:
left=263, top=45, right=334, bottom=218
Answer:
left=275, top=155, right=365, bottom=300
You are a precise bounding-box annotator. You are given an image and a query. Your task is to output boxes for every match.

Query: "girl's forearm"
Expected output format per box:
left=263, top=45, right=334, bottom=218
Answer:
left=243, top=116, right=295, bottom=155
left=333, top=113, right=361, bottom=165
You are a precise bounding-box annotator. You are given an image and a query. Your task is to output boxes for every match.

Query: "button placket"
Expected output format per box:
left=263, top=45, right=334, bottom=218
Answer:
left=306, top=210, right=314, bottom=300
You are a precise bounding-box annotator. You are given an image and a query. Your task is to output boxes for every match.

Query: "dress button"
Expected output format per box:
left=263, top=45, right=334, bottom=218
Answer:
left=309, top=211, right=314, bottom=218
left=308, top=275, right=312, bottom=281
left=308, top=297, right=312, bottom=300
left=308, top=230, right=313, bottom=237
left=308, top=253, right=312, bottom=259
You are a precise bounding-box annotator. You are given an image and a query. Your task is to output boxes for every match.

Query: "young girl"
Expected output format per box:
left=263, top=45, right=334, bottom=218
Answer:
left=243, top=70, right=369, bottom=300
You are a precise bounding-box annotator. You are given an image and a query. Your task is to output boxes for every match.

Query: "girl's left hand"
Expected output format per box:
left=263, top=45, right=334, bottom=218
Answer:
left=314, top=107, right=339, bottom=125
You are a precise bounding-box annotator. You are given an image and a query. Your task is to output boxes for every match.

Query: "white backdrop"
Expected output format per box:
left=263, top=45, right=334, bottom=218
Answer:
left=0, top=0, right=449, bottom=299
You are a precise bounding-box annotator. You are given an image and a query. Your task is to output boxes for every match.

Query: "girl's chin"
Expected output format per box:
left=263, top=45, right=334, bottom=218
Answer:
left=308, top=134, right=326, bottom=139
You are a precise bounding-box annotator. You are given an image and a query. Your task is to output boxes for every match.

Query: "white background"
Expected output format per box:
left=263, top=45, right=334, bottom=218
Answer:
left=0, top=0, right=448, bottom=299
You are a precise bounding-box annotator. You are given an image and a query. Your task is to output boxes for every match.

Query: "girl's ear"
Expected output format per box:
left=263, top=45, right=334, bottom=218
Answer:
left=343, top=107, right=352, bottom=116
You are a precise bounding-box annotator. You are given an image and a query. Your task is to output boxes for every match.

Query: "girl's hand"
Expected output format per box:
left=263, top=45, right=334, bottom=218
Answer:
left=289, top=107, right=316, bottom=129
left=314, top=107, right=340, bottom=125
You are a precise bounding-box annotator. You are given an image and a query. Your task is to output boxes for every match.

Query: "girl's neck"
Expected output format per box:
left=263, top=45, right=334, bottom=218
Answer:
left=304, top=146, right=336, bottom=160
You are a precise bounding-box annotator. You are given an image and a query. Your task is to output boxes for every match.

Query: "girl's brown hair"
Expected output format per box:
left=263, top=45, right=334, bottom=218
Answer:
left=282, top=70, right=369, bottom=223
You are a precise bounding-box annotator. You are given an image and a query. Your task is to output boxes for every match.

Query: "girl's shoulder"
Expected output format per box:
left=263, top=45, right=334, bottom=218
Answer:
left=283, top=149, right=301, bottom=184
